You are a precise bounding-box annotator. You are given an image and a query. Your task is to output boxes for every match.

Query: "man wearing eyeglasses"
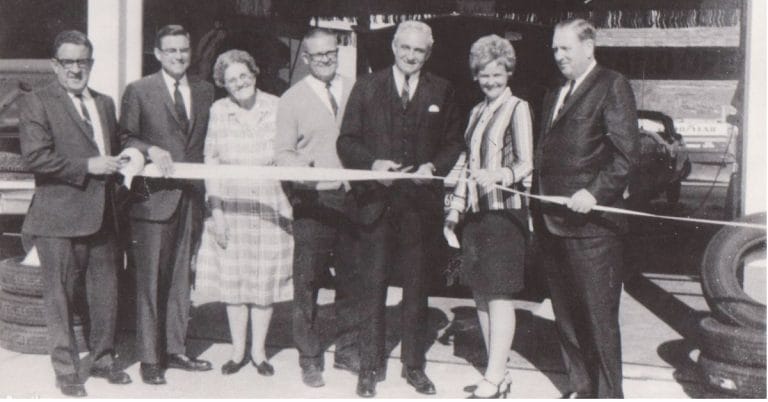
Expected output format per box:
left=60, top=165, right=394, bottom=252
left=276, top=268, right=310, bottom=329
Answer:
left=119, top=24, right=215, bottom=385
left=275, top=28, right=362, bottom=388
left=337, top=20, right=464, bottom=397
left=18, top=30, right=131, bottom=397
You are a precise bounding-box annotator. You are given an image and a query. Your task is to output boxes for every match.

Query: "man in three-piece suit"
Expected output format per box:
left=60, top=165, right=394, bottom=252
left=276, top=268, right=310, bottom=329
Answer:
left=337, top=20, right=464, bottom=398
left=19, top=30, right=132, bottom=397
left=533, top=19, right=639, bottom=398
left=275, top=28, right=361, bottom=388
left=119, top=25, right=214, bottom=385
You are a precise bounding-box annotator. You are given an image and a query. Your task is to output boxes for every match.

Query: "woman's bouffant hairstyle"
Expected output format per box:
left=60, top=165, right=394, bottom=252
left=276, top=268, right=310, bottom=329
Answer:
left=212, top=49, right=260, bottom=88
left=469, top=34, right=517, bottom=77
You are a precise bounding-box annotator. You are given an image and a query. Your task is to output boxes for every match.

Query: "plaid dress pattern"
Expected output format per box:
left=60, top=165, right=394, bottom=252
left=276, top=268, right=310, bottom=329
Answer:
left=193, top=92, right=294, bottom=306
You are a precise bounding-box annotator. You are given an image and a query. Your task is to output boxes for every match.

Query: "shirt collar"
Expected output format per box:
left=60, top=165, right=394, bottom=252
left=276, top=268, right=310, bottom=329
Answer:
left=570, top=60, right=597, bottom=90
left=161, top=69, right=188, bottom=89
left=392, top=66, right=420, bottom=90
left=305, top=73, right=339, bottom=89
left=66, top=87, right=92, bottom=100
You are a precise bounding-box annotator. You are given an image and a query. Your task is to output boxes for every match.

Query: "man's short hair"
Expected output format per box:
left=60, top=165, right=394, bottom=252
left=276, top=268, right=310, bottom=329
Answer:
left=302, top=28, right=338, bottom=52
left=555, top=18, right=597, bottom=42
left=393, top=20, right=434, bottom=49
left=52, top=30, right=93, bottom=57
left=155, top=24, right=190, bottom=49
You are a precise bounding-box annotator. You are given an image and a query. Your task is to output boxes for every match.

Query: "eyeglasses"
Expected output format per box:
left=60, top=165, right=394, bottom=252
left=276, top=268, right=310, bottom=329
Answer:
left=159, top=47, right=190, bottom=56
left=307, top=49, right=339, bottom=61
left=225, top=72, right=255, bottom=87
left=54, top=58, right=93, bottom=69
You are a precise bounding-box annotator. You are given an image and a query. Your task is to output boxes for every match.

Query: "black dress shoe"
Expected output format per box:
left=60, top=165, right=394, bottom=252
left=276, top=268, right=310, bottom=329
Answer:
left=401, top=366, right=436, bottom=395
left=356, top=370, right=377, bottom=398
left=333, top=354, right=361, bottom=374
left=56, top=375, right=87, bottom=397
left=140, top=363, right=166, bottom=385
left=167, top=354, right=213, bottom=372
left=221, top=358, right=248, bottom=375
left=251, top=358, right=275, bottom=376
left=91, top=366, right=132, bottom=384
left=301, top=364, right=325, bottom=388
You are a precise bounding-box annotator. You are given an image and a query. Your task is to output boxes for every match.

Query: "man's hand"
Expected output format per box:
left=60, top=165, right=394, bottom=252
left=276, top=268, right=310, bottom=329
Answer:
left=412, top=162, right=435, bottom=185
left=147, top=146, right=174, bottom=176
left=212, top=209, right=229, bottom=249
left=87, top=156, right=122, bottom=175
left=567, top=188, right=597, bottom=214
left=371, top=159, right=402, bottom=187
left=471, top=169, right=505, bottom=188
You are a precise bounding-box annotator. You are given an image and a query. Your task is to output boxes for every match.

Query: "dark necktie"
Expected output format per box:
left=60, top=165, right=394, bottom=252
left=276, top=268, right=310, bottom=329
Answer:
left=74, top=93, right=92, bottom=131
left=326, top=81, right=338, bottom=116
left=556, top=80, right=575, bottom=119
left=174, top=80, right=190, bottom=133
left=400, top=75, right=410, bottom=110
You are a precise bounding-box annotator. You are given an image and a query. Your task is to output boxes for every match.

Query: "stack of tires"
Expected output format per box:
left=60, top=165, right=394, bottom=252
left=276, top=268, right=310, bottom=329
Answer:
left=698, top=212, right=766, bottom=398
left=0, top=256, right=88, bottom=354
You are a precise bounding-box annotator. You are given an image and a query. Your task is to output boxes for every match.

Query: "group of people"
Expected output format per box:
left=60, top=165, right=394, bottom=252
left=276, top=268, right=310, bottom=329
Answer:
left=18, top=17, right=638, bottom=399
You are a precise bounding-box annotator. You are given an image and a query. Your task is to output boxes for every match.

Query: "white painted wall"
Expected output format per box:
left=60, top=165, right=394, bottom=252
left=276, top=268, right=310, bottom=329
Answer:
left=87, top=0, right=143, bottom=107
left=743, top=0, right=767, bottom=214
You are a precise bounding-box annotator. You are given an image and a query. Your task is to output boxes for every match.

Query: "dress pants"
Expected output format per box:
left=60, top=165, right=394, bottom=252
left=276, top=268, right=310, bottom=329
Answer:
left=130, top=192, right=202, bottom=364
left=541, top=230, right=624, bottom=398
left=292, top=189, right=361, bottom=370
left=36, top=209, right=119, bottom=379
left=356, top=197, right=434, bottom=371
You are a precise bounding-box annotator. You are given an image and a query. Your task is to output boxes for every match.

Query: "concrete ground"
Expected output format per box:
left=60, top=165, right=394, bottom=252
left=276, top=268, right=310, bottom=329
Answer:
left=0, top=184, right=762, bottom=399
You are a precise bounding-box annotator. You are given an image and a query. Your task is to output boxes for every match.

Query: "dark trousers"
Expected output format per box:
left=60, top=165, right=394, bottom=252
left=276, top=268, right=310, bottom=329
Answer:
left=541, top=230, right=624, bottom=398
left=356, top=203, right=434, bottom=371
left=292, top=189, right=360, bottom=370
left=36, top=216, right=119, bottom=379
left=130, top=193, right=202, bottom=364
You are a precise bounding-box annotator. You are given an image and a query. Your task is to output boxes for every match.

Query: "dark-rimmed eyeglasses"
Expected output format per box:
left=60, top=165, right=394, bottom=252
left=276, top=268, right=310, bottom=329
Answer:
left=160, top=47, right=190, bottom=56
left=54, top=58, right=93, bottom=69
left=307, top=49, right=339, bottom=61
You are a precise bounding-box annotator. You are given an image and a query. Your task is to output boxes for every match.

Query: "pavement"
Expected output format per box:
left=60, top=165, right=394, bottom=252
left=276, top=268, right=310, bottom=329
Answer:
left=0, top=185, right=761, bottom=399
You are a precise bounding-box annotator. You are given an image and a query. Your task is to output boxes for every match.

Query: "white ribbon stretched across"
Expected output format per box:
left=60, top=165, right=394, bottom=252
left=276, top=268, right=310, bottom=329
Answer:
left=117, top=150, right=766, bottom=231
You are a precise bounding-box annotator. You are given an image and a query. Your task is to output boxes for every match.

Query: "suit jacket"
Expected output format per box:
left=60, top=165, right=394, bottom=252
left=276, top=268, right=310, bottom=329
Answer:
left=337, top=67, right=464, bottom=224
left=119, top=71, right=214, bottom=221
left=534, top=64, right=639, bottom=237
left=19, top=83, right=120, bottom=237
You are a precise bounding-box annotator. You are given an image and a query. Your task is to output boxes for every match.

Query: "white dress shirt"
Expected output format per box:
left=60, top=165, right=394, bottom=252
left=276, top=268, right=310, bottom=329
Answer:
left=67, top=89, right=106, bottom=155
left=161, top=70, right=192, bottom=118
left=392, top=66, right=420, bottom=100
left=305, top=74, right=343, bottom=116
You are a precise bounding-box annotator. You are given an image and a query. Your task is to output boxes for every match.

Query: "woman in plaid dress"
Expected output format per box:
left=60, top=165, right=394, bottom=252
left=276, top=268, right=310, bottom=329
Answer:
left=194, top=50, right=293, bottom=376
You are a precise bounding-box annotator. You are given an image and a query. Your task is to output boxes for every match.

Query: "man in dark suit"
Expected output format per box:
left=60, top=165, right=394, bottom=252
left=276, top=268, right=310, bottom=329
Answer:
left=337, top=20, right=463, bottom=398
left=120, top=25, right=214, bottom=385
left=533, top=19, right=639, bottom=398
left=19, top=30, right=131, bottom=397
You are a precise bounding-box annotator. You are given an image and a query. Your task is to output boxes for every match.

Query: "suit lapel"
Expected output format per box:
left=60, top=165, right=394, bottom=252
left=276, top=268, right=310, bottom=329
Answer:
left=188, top=78, right=206, bottom=137
left=52, top=84, right=98, bottom=149
left=550, top=65, right=603, bottom=128
left=93, top=93, right=113, bottom=155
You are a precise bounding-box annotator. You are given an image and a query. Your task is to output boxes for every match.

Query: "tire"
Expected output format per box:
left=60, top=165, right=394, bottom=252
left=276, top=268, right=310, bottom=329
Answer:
left=0, top=256, right=43, bottom=297
left=698, top=353, right=766, bottom=397
left=699, top=316, right=766, bottom=367
left=0, top=320, right=88, bottom=355
left=0, top=290, right=86, bottom=326
left=700, top=212, right=766, bottom=330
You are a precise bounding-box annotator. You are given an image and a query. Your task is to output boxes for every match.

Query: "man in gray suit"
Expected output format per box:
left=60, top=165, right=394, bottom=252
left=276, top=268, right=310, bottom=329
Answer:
left=120, top=25, right=214, bottom=385
left=19, top=30, right=131, bottom=397
left=275, top=28, right=361, bottom=388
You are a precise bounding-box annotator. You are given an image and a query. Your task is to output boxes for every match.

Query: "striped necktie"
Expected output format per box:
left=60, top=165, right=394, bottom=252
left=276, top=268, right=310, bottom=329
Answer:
left=326, top=81, right=338, bottom=116
left=400, top=75, right=410, bottom=110
left=174, top=79, right=190, bottom=133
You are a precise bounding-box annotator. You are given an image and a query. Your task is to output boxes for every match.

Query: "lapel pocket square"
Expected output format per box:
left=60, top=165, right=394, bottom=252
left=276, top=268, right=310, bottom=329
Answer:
left=428, top=104, right=440, bottom=113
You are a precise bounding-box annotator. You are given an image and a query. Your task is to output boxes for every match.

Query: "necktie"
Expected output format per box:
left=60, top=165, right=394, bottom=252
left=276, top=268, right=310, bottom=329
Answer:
left=400, top=75, right=410, bottom=110
left=174, top=80, right=190, bottom=133
left=556, top=80, right=575, bottom=119
left=74, top=93, right=92, bottom=131
left=326, top=81, right=338, bottom=116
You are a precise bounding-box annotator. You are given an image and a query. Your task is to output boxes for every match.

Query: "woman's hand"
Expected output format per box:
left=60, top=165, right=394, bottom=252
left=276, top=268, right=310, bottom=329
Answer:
left=212, top=209, right=229, bottom=249
left=471, top=169, right=505, bottom=188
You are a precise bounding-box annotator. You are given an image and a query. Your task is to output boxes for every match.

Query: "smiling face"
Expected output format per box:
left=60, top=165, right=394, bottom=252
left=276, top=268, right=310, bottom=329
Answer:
left=154, top=34, right=191, bottom=79
left=476, top=59, right=510, bottom=102
left=52, top=43, right=92, bottom=94
left=223, top=62, right=256, bottom=103
left=552, top=25, right=594, bottom=80
left=391, top=28, right=431, bottom=76
left=303, top=34, right=339, bottom=83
